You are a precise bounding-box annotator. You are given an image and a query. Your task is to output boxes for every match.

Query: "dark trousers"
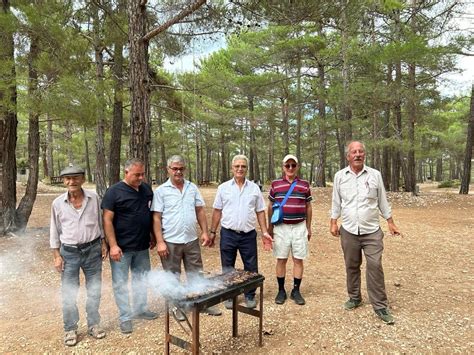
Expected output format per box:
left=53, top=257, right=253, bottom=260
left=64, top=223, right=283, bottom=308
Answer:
left=340, top=226, right=388, bottom=310
left=220, top=227, right=258, bottom=299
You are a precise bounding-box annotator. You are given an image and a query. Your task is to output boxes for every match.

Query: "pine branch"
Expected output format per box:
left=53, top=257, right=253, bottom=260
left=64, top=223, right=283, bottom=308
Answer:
left=142, top=0, right=207, bottom=42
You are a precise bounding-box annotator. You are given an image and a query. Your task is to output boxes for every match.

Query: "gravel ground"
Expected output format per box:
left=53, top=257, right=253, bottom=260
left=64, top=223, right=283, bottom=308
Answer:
left=0, top=183, right=473, bottom=353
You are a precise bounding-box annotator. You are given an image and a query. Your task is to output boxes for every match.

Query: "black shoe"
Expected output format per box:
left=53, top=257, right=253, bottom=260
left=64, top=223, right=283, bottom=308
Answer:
left=133, top=310, right=158, bottom=320
left=120, top=320, right=133, bottom=334
left=275, top=290, right=287, bottom=304
left=290, top=289, right=306, bottom=305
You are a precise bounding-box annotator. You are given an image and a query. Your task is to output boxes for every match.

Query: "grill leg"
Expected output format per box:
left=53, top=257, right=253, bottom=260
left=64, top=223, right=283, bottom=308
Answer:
left=192, top=307, right=200, bottom=355
left=165, top=301, right=170, bottom=355
left=259, top=284, right=263, bottom=346
left=232, top=295, right=238, bottom=337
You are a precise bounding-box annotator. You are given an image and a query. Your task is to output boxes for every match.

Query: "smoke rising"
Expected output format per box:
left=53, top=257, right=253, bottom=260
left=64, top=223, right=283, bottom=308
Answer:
left=147, top=269, right=224, bottom=301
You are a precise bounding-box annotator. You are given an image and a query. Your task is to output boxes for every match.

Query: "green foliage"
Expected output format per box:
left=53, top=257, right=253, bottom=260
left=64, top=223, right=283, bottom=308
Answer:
left=437, top=180, right=460, bottom=188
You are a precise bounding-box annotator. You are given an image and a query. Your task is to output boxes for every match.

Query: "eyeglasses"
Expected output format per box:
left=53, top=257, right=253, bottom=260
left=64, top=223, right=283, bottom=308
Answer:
left=233, top=165, right=247, bottom=169
left=169, top=167, right=186, bottom=172
left=284, top=163, right=297, bottom=169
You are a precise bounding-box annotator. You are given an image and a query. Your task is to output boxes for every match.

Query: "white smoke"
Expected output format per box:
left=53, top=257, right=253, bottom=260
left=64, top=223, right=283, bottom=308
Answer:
left=146, top=269, right=224, bottom=301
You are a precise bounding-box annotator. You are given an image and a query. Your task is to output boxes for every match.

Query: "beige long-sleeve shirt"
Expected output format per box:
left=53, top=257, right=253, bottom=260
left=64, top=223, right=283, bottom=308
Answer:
left=331, top=165, right=392, bottom=235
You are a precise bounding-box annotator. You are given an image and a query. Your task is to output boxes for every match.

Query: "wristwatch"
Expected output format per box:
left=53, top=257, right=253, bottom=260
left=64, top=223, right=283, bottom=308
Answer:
left=210, top=230, right=216, bottom=236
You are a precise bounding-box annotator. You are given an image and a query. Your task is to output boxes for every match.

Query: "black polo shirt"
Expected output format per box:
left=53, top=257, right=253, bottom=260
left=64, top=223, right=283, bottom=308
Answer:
left=102, top=181, right=153, bottom=252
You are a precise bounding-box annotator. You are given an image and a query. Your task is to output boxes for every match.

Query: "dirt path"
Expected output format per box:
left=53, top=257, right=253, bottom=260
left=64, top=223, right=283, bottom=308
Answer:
left=0, top=183, right=473, bottom=353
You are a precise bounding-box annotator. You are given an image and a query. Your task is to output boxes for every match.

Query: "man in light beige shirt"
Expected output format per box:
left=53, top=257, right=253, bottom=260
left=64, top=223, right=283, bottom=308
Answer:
left=50, top=166, right=108, bottom=346
left=330, top=141, right=400, bottom=325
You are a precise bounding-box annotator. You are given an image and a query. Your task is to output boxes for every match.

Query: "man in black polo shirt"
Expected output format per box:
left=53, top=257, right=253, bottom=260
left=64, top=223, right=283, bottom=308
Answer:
left=102, top=158, right=157, bottom=334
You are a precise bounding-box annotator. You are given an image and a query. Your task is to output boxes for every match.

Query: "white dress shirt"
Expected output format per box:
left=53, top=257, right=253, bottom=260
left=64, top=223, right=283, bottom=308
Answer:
left=50, top=189, right=103, bottom=248
left=213, top=178, right=266, bottom=233
left=331, top=165, right=392, bottom=235
left=151, top=179, right=205, bottom=244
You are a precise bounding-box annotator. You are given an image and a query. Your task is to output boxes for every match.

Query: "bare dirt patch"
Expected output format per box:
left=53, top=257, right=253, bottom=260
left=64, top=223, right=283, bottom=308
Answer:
left=1, top=183, right=473, bottom=353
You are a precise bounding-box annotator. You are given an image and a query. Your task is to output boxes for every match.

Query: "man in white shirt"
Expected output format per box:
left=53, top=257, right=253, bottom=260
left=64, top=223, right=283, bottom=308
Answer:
left=210, top=154, right=272, bottom=309
left=330, top=141, right=400, bottom=325
left=152, top=155, right=221, bottom=319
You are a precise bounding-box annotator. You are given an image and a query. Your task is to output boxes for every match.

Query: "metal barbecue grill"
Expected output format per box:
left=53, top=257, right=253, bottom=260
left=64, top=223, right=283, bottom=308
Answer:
left=164, top=271, right=265, bottom=354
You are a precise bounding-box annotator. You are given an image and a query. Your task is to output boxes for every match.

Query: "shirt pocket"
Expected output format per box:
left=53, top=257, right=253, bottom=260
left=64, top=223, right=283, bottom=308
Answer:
left=366, top=187, right=378, bottom=200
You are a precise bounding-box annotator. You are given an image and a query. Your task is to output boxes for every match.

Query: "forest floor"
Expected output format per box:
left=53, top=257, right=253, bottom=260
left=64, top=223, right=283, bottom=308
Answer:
left=1, top=182, right=473, bottom=353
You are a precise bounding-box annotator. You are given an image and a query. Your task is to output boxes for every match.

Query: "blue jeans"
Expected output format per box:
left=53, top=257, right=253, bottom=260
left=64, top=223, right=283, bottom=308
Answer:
left=110, top=249, right=151, bottom=322
left=60, top=241, right=102, bottom=331
left=220, top=227, right=258, bottom=299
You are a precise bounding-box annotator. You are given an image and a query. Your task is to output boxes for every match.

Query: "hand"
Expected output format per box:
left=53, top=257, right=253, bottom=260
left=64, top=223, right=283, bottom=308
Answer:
left=157, top=241, right=169, bottom=259
left=101, top=242, right=109, bottom=260
left=262, top=232, right=273, bottom=251
left=307, top=229, right=312, bottom=241
left=388, top=222, right=401, bottom=236
left=330, top=223, right=339, bottom=237
left=54, top=255, right=64, bottom=272
left=109, top=245, right=123, bottom=262
left=201, top=232, right=212, bottom=247
left=149, top=237, right=157, bottom=250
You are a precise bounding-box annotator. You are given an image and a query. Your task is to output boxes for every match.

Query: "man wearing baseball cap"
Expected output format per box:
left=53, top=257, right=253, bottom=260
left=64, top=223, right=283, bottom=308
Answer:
left=50, top=165, right=108, bottom=346
left=267, top=155, right=312, bottom=305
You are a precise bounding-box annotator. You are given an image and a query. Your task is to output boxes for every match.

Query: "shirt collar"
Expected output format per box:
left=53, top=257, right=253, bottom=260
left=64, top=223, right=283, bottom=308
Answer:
left=231, top=177, right=249, bottom=186
left=281, top=175, right=300, bottom=184
left=62, top=188, right=91, bottom=202
left=164, top=178, right=189, bottom=189
left=344, top=165, right=368, bottom=176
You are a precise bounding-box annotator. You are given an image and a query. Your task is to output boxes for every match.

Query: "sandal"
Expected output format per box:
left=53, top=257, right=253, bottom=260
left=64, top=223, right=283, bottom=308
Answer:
left=64, top=330, right=77, bottom=346
left=88, top=325, right=106, bottom=339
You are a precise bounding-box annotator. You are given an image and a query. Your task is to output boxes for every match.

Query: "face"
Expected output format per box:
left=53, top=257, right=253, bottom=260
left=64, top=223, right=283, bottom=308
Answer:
left=63, top=175, right=85, bottom=193
left=167, top=161, right=186, bottom=185
left=283, top=159, right=299, bottom=179
left=232, top=159, right=248, bottom=179
left=124, top=163, right=145, bottom=189
left=347, top=141, right=366, bottom=171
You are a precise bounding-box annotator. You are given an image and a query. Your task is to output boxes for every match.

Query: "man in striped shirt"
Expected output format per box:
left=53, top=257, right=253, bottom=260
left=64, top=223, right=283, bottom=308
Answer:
left=267, top=154, right=312, bottom=305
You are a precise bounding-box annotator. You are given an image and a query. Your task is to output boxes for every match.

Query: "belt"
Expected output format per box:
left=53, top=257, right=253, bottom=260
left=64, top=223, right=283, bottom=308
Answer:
left=63, top=237, right=101, bottom=250
left=224, top=227, right=254, bottom=235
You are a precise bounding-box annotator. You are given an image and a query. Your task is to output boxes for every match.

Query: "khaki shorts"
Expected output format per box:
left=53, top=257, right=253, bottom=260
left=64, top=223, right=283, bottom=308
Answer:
left=272, top=221, right=308, bottom=259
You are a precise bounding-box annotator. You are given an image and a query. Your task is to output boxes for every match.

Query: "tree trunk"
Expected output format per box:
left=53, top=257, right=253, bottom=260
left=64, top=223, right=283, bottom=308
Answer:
left=128, top=0, right=151, bottom=179
left=219, top=127, right=228, bottom=182
left=459, top=84, right=474, bottom=194
left=280, top=95, right=289, bottom=155
left=340, top=1, right=353, bottom=146
left=195, top=121, right=202, bottom=184
left=205, top=124, right=212, bottom=182
left=93, top=7, right=107, bottom=199
left=156, top=110, right=167, bottom=184
left=381, top=65, right=392, bottom=190
left=109, top=0, right=125, bottom=186
left=15, top=33, right=40, bottom=230
left=295, top=61, right=302, bottom=162
left=406, top=60, right=417, bottom=193
left=46, top=113, right=54, bottom=178
left=435, top=157, right=443, bottom=181
left=267, top=113, right=276, bottom=181
left=1, top=0, right=18, bottom=234
left=315, top=60, right=327, bottom=187
left=84, top=126, right=92, bottom=183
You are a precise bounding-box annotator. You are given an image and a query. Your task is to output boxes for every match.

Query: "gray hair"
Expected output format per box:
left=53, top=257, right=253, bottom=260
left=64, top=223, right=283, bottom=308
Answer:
left=232, top=154, right=249, bottom=166
left=167, top=155, right=185, bottom=167
left=344, top=141, right=366, bottom=156
left=124, top=158, right=144, bottom=170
